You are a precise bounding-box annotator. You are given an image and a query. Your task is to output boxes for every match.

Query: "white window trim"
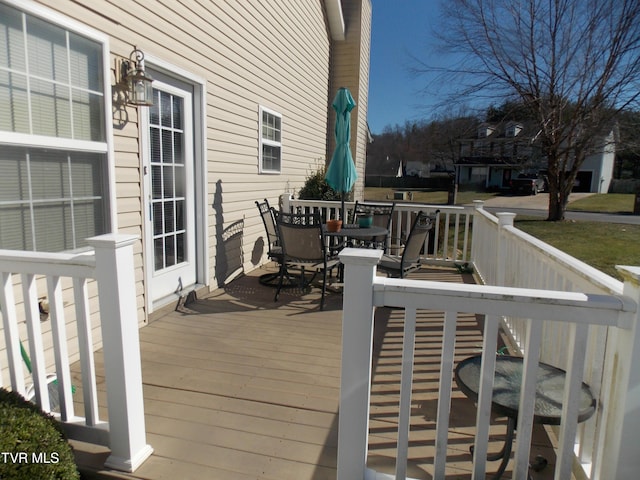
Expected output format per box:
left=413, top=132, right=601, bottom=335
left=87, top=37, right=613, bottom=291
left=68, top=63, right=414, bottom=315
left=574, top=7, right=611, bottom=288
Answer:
left=259, top=105, right=282, bottom=174
left=2, top=0, right=117, bottom=234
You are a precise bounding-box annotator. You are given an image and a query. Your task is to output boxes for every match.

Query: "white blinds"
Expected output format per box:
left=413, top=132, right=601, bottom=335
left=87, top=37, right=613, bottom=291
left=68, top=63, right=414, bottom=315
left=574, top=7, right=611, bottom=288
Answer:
left=0, top=3, right=109, bottom=252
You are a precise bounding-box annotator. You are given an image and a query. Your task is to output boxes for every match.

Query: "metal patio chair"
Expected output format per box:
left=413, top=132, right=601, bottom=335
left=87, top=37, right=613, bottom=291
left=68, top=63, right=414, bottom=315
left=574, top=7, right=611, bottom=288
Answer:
left=255, top=199, right=284, bottom=286
left=377, top=210, right=435, bottom=278
left=275, top=211, right=340, bottom=310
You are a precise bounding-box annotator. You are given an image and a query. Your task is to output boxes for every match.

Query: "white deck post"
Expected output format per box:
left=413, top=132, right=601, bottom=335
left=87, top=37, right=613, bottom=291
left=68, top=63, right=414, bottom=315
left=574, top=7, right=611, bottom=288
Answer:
left=337, top=248, right=383, bottom=480
left=496, top=213, right=516, bottom=287
left=595, top=266, right=640, bottom=479
left=87, top=234, right=153, bottom=472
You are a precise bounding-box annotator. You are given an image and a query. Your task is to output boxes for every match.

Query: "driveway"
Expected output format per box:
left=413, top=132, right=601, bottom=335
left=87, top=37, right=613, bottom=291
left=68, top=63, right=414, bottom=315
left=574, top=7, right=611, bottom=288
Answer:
left=480, top=192, right=640, bottom=225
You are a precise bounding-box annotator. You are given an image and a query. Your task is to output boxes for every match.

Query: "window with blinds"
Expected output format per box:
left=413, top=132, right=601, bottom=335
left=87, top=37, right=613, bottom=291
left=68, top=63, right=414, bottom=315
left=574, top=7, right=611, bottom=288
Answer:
left=0, top=2, right=110, bottom=252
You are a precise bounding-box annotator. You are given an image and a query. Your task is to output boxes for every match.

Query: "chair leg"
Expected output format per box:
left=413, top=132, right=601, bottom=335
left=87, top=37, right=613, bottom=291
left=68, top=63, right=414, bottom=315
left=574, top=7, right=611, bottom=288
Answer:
left=274, top=264, right=286, bottom=302
left=320, top=268, right=327, bottom=311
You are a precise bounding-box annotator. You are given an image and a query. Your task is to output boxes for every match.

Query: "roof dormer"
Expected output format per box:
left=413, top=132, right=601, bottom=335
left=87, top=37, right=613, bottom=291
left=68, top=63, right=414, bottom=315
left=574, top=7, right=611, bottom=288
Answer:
left=477, top=124, right=495, bottom=139
left=505, top=122, right=523, bottom=138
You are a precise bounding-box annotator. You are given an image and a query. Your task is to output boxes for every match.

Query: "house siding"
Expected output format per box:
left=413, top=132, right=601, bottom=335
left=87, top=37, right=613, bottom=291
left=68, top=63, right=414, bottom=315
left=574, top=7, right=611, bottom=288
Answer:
left=5, top=0, right=368, bottom=327
left=328, top=0, right=372, bottom=202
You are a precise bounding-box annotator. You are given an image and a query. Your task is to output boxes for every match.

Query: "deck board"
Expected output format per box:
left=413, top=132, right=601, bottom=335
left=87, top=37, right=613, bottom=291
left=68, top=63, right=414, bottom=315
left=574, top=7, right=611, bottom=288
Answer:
left=72, top=264, right=557, bottom=480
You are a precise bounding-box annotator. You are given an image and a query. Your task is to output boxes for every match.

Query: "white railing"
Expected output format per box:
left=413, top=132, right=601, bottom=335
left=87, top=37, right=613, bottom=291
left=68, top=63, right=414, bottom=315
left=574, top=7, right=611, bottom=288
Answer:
left=470, top=202, right=630, bottom=476
left=281, top=195, right=474, bottom=265
left=338, top=248, right=640, bottom=480
left=0, top=234, right=152, bottom=472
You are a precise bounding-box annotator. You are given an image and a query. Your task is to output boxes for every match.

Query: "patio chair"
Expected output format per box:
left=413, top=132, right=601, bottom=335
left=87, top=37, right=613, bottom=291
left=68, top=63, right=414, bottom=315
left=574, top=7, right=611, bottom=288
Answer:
left=377, top=210, right=435, bottom=279
left=349, top=201, right=396, bottom=252
left=255, top=199, right=283, bottom=286
left=275, top=211, right=340, bottom=310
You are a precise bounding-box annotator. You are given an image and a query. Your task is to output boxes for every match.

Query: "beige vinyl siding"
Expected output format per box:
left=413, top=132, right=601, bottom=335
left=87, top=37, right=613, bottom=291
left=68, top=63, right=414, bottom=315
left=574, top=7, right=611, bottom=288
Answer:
left=328, top=0, right=372, bottom=202
left=16, top=0, right=366, bottom=315
left=0, top=0, right=370, bottom=388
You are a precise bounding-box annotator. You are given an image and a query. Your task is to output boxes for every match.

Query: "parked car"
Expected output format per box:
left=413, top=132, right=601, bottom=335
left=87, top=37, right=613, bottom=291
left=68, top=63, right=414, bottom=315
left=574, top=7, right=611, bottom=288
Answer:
left=510, top=173, right=547, bottom=195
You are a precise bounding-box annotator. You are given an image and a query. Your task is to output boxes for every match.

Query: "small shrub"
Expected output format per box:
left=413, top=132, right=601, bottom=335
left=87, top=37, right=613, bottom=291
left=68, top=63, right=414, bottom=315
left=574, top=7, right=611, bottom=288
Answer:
left=298, top=164, right=344, bottom=201
left=0, top=387, right=80, bottom=480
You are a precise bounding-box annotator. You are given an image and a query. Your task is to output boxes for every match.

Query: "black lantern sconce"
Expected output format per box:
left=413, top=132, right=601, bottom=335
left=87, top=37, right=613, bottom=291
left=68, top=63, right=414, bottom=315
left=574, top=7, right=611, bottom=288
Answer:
left=119, top=47, right=154, bottom=107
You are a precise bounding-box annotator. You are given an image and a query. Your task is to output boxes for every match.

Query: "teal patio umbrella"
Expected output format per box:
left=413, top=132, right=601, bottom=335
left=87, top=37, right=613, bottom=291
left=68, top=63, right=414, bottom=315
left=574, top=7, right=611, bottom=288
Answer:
left=325, top=87, right=357, bottom=221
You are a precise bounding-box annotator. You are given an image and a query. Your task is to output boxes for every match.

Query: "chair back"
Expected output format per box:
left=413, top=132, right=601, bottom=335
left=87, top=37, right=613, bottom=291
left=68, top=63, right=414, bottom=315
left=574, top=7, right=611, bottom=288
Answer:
left=256, top=199, right=279, bottom=253
left=277, top=212, right=325, bottom=263
left=402, top=211, right=434, bottom=265
left=350, top=201, right=395, bottom=248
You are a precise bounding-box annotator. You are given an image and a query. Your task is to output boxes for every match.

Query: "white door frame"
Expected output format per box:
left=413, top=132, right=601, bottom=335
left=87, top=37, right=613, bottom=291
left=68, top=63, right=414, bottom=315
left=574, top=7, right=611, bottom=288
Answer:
left=140, top=60, right=208, bottom=314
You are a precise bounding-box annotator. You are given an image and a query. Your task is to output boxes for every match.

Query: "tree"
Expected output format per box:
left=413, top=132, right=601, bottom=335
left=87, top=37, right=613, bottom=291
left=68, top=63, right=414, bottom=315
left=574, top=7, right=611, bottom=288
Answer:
left=427, top=0, right=640, bottom=220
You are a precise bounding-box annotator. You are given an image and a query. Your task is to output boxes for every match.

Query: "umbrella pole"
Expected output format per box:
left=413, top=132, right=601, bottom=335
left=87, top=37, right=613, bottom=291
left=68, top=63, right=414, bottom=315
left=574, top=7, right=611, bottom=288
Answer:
left=341, top=194, right=346, bottom=223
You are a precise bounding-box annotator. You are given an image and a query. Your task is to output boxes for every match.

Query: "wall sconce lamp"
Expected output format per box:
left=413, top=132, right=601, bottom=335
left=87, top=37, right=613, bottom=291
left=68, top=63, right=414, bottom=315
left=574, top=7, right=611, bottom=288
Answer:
left=120, top=47, right=154, bottom=106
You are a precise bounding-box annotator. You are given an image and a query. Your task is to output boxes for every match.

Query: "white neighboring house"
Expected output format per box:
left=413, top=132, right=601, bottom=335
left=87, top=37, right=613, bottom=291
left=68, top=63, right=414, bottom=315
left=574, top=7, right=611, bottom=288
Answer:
left=578, top=129, right=616, bottom=193
left=456, top=121, right=615, bottom=192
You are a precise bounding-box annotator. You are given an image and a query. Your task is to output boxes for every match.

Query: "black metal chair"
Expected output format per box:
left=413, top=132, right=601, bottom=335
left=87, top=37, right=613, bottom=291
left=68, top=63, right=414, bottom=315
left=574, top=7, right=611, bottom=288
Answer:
left=275, top=211, right=340, bottom=310
left=377, top=211, right=435, bottom=278
left=349, top=201, right=395, bottom=252
left=255, top=199, right=283, bottom=286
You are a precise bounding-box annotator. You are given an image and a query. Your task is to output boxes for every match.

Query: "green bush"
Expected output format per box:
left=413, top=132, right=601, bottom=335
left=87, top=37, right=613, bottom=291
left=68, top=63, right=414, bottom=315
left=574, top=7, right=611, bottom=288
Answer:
left=0, top=388, right=80, bottom=480
left=298, top=164, right=344, bottom=201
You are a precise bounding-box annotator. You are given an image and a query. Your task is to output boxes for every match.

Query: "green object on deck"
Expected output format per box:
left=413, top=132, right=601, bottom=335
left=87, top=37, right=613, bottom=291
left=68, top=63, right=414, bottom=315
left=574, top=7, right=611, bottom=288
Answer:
left=20, top=340, right=33, bottom=373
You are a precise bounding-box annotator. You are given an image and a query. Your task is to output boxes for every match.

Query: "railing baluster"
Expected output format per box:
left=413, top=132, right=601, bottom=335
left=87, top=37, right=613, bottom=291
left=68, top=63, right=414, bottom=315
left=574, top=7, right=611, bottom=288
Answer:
left=73, top=277, right=100, bottom=426
left=1, top=272, right=25, bottom=394
left=433, top=311, right=458, bottom=478
left=395, top=307, right=417, bottom=480
left=556, top=322, right=589, bottom=479
left=22, top=273, right=50, bottom=412
left=472, top=314, right=500, bottom=480
left=47, top=275, right=74, bottom=421
left=452, top=212, right=460, bottom=261
left=513, top=318, right=543, bottom=478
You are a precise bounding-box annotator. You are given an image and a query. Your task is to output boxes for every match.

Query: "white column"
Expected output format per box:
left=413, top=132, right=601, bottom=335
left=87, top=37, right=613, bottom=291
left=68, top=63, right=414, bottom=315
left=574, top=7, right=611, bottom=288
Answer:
left=496, top=212, right=516, bottom=287
left=87, top=234, right=153, bottom=472
left=336, top=248, right=382, bottom=480
left=595, top=266, right=640, bottom=479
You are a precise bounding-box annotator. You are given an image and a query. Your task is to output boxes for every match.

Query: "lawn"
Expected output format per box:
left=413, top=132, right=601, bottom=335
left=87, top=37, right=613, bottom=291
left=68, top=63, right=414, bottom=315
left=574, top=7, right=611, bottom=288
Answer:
left=567, top=193, right=635, bottom=214
left=514, top=218, right=640, bottom=279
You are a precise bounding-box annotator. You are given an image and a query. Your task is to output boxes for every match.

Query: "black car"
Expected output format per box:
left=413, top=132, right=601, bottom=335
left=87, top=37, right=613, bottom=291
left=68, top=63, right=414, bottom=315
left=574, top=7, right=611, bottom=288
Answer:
left=510, top=173, right=547, bottom=195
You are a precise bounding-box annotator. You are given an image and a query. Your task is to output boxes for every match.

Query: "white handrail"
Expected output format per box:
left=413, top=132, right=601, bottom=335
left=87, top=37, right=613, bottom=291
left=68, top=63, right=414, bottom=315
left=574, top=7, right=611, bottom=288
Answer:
left=337, top=248, right=640, bottom=480
left=0, top=234, right=152, bottom=472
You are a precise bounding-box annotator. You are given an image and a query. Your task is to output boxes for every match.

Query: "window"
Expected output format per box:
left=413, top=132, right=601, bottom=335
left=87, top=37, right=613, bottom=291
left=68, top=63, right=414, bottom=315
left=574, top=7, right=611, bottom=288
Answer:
left=259, top=106, right=281, bottom=173
left=0, top=2, right=110, bottom=252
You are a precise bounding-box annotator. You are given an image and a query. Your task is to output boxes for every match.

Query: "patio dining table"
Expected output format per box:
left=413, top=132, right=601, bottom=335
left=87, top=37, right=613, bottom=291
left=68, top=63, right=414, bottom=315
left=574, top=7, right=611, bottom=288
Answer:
left=322, top=224, right=388, bottom=243
left=323, top=224, right=389, bottom=282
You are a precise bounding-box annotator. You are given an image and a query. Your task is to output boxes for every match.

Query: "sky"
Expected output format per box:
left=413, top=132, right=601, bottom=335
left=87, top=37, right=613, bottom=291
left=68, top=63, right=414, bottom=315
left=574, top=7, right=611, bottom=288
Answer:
left=367, top=0, right=446, bottom=134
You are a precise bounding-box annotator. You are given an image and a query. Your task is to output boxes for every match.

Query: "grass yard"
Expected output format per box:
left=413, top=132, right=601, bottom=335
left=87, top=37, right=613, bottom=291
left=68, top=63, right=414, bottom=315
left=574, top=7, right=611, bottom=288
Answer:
left=567, top=193, right=635, bottom=214
left=514, top=218, right=640, bottom=279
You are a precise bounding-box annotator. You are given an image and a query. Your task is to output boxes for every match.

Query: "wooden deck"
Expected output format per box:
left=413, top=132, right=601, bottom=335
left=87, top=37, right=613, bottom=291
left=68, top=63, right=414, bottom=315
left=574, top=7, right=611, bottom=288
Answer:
left=71, top=263, right=558, bottom=480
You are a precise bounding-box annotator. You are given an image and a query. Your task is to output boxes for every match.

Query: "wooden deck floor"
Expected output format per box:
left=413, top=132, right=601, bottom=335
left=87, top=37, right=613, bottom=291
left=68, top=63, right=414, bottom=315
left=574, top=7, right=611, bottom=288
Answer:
left=71, top=264, right=557, bottom=480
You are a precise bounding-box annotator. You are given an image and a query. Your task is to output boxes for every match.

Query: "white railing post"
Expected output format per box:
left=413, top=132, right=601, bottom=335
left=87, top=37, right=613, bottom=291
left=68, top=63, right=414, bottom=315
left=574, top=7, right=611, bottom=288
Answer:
left=280, top=193, right=293, bottom=212
left=87, top=234, right=153, bottom=472
left=337, top=248, right=383, bottom=480
left=496, top=213, right=516, bottom=287
left=470, top=201, right=484, bottom=268
left=594, top=266, right=640, bottom=479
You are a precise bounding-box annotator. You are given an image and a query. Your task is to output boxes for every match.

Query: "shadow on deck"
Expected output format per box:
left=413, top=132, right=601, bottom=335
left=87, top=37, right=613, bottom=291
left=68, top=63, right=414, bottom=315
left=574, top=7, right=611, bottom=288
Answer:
left=71, top=263, right=556, bottom=480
